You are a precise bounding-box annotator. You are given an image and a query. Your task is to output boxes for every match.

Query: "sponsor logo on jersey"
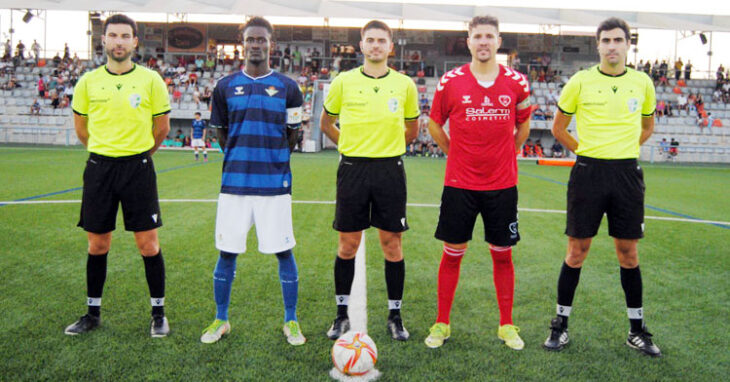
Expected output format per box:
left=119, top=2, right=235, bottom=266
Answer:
left=465, top=106, right=510, bottom=121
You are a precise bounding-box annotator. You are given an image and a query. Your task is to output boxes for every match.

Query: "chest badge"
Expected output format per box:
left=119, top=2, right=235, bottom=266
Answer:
left=498, top=95, right=511, bottom=107
left=462, top=95, right=472, bottom=104
left=234, top=86, right=245, bottom=95
left=481, top=96, right=493, bottom=107
left=265, top=86, right=279, bottom=96
left=612, top=85, right=618, bottom=93
left=388, top=98, right=399, bottom=113
left=129, top=94, right=141, bottom=108
left=627, top=98, right=639, bottom=113
left=116, top=83, right=123, bottom=90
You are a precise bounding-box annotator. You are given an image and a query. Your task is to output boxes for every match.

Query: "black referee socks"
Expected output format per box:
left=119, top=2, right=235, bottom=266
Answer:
left=143, top=251, right=166, bottom=317
left=86, top=252, right=108, bottom=317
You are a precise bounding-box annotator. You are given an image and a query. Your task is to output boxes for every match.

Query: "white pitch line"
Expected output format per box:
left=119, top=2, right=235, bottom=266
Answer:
left=348, top=232, right=368, bottom=334
left=2, top=199, right=729, bottom=227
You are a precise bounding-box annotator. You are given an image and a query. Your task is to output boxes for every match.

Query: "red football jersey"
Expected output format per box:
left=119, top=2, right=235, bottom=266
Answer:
left=430, top=63, right=531, bottom=191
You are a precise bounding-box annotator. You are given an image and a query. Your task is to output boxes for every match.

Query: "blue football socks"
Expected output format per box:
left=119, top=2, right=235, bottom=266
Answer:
left=276, top=249, right=299, bottom=322
left=213, top=251, right=238, bottom=321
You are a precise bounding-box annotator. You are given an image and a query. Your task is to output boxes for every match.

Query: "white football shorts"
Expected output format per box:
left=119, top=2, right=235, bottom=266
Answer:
left=215, top=193, right=295, bottom=254
left=191, top=138, right=206, bottom=148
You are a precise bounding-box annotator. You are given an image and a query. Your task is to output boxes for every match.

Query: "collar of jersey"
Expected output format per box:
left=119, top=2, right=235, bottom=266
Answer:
left=105, top=64, right=136, bottom=76
left=597, top=66, right=627, bottom=78
left=359, top=66, right=390, bottom=79
left=241, top=69, right=274, bottom=80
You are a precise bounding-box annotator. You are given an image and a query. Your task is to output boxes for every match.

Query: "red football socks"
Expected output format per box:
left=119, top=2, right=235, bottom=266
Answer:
left=490, top=246, right=514, bottom=325
left=436, top=245, right=465, bottom=324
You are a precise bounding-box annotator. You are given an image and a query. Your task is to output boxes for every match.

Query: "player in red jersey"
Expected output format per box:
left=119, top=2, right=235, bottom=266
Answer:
left=424, top=15, right=531, bottom=350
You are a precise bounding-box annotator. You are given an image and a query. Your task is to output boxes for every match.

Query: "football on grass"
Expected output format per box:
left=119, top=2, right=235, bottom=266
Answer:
left=332, top=331, right=378, bottom=376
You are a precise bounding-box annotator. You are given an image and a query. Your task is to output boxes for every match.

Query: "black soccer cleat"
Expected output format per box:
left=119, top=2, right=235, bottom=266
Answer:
left=626, top=326, right=662, bottom=357
left=64, top=314, right=101, bottom=335
left=543, top=317, right=570, bottom=351
left=387, top=315, right=410, bottom=341
left=326, top=316, right=350, bottom=340
left=150, top=315, right=170, bottom=338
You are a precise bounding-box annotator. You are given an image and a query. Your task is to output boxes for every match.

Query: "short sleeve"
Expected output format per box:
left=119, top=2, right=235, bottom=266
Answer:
left=404, top=78, right=420, bottom=121
left=515, top=73, right=532, bottom=124
left=210, top=81, right=228, bottom=129
left=557, top=72, right=581, bottom=115
left=323, top=74, right=343, bottom=116
left=429, top=73, right=449, bottom=126
left=71, top=73, right=89, bottom=116
left=286, top=80, right=304, bottom=129
left=150, top=71, right=171, bottom=116
left=642, top=74, right=657, bottom=116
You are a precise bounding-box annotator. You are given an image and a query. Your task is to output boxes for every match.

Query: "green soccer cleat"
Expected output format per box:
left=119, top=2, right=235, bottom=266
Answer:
left=424, top=322, right=451, bottom=348
left=200, top=319, right=231, bottom=344
left=283, top=320, right=306, bottom=346
left=498, top=324, right=524, bottom=350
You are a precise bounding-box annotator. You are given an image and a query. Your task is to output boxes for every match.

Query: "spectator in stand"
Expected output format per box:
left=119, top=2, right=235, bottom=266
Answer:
left=643, top=60, right=651, bottom=76
left=717, top=64, right=725, bottom=81
left=551, top=140, right=564, bottom=158
left=674, top=58, right=683, bottom=81
left=659, top=138, right=669, bottom=156
left=655, top=100, right=665, bottom=118
left=522, top=138, right=535, bottom=157
left=64, top=83, right=74, bottom=103
left=31, top=40, right=41, bottom=63
left=547, top=88, right=559, bottom=105
left=205, top=55, right=216, bottom=71
left=529, top=67, right=538, bottom=82
left=192, top=87, right=201, bottom=108
left=201, top=86, right=212, bottom=107
left=63, top=43, right=70, bottom=62
left=713, top=88, right=723, bottom=102
left=37, top=74, right=46, bottom=97
left=292, top=46, right=302, bottom=73
left=195, top=56, right=204, bottom=71
left=3, top=39, right=11, bottom=60
left=677, top=92, right=688, bottom=111
left=535, top=139, right=545, bottom=157
left=533, top=107, right=546, bottom=121
left=50, top=90, right=60, bottom=108
left=16, top=40, right=25, bottom=59
left=665, top=101, right=674, bottom=117
left=669, top=138, right=679, bottom=157
left=172, top=86, right=182, bottom=107
left=684, top=60, right=692, bottom=80
left=30, top=99, right=41, bottom=115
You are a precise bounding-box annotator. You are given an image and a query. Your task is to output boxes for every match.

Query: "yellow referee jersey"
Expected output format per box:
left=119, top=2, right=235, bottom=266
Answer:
left=558, top=65, right=656, bottom=159
left=72, top=65, right=171, bottom=157
left=324, top=67, right=419, bottom=158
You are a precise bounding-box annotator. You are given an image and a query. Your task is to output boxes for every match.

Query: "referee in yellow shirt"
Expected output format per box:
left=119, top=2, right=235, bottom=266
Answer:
left=320, top=20, right=419, bottom=341
left=542, top=17, right=661, bottom=357
left=64, top=14, right=172, bottom=337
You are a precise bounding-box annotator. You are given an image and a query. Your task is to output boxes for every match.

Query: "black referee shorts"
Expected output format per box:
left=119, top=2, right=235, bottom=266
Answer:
left=78, top=151, right=162, bottom=234
left=566, top=156, right=645, bottom=239
left=435, top=186, right=520, bottom=246
left=333, top=155, right=408, bottom=233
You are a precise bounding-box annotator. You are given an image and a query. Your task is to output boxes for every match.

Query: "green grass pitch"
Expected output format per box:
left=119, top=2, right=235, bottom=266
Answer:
left=0, top=146, right=728, bottom=381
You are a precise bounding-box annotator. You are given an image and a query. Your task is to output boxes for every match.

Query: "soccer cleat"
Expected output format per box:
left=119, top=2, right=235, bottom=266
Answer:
left=283, top=320, right=306, bottom=346
left=424, top=322, right=451, bottom=348
left=150, top=315, right=169, bottom=337
left=626, top=326, right=662, bottom=357
left=64, top=314, right=100, bottom=335
left=543, top=317, right=570, bottom=351
left=387, top=315, right=410, bottom=341
left=498, top=324, right=525, bottom=350
left=201, top=319, right=231, bottom=344
left=326, top=316, right=350, bottom=340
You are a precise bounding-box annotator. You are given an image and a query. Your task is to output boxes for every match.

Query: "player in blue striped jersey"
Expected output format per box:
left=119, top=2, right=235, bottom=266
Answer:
left=190, top=112, right=207, bottom=161
left=200, top=17, right=306, bottom=346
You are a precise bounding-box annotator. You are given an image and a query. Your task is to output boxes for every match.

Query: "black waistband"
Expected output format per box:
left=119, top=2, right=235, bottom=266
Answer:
left=576, top=155, right=637, bottom=165
left=340, top=154, right=401, bottom=162
left=89, top=151, right=151, bottom=162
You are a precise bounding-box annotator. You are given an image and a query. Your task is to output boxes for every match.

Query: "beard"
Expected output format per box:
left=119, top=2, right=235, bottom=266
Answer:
left=105, top=46, right=134, bottom=63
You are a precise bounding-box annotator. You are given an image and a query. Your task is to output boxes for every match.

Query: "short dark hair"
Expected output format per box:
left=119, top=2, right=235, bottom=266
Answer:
left=361, top=20, right=392, bottom=39
left=103, top=14, right=137, bottom=37
left=468, top=15, right=499, bottom=34
left=194, top=112, right=201, bottom=116
left=596, top=17, right=630, bottom=41
left=242, top=16, right=274, bottom=36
